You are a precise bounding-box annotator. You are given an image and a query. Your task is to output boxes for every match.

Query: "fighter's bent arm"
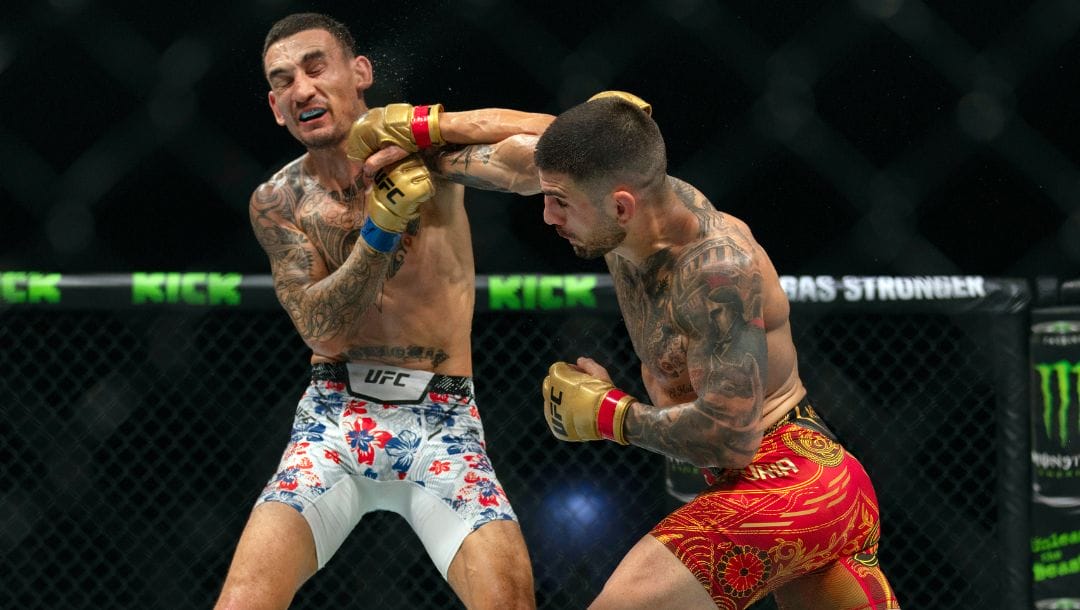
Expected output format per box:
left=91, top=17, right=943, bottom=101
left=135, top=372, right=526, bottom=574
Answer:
left=622, top=242, right=768, bottom=469
left=249, top=179, right=391, bottom=357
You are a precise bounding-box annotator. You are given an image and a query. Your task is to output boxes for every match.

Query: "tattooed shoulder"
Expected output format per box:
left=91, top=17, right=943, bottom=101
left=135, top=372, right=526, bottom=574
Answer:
left=252, top=159, right=307, bottom=221
left=669, top=237, right=760, bottom=336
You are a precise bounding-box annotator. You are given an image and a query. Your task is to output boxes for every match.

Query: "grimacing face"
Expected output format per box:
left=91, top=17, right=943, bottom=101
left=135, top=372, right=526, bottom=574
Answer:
left=539, top=170, right=626, bottom=259
left=263, top=28, right=370, bottom=150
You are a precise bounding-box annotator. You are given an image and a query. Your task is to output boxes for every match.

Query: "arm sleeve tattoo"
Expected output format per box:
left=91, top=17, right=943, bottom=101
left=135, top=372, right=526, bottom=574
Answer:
left=623, top=240, right=768, bottom=468
left=249, top=179, right=391, bottom=355
left=429, top=135, right=542, bottom=195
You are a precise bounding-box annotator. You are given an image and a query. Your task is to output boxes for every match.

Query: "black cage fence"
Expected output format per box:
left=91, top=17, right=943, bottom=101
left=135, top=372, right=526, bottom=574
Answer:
left=0, top=274, right=1030, bottom=609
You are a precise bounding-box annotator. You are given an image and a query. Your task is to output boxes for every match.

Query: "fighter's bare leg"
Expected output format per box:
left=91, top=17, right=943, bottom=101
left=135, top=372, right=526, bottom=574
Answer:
left=446, top=520, right=536, bottom=610
left=590, top=534, right=715, bottom=610
left=214, top=502, right=318, bottom=610
left=773, top=556, right=900, bottom=610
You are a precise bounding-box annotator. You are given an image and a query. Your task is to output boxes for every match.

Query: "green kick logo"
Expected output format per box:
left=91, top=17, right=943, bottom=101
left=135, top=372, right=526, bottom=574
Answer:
left=1036, top=360, right=1080, bottom=448
left=488, top=275, right=597, bottom=310
left=132, top=272, right=242, bottom=305
left=0, top=272, right=61, bottom=303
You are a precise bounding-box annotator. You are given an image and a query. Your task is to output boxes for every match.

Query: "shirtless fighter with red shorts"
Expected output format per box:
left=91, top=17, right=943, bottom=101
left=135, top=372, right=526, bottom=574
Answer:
left=532, top=94, right=901, bottom=609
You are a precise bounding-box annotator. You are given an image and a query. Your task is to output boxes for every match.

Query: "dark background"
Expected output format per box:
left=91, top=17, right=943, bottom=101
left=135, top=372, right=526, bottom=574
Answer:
left=0, top=2, right=1062, bottom=608
left=2, top=0, right=1078, bottom=281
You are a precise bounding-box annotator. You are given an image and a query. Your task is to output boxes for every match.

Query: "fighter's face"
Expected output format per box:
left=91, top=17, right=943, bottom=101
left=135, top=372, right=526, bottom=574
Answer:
left=263, top=29, right=372, bottom=150
left=539, top=170, right=626, bottom=259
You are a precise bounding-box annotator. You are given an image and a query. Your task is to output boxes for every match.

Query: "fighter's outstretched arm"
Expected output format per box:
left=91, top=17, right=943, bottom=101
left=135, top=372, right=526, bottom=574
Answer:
left=350, top=104, right=553, bottom=196
left=431, top=134, right=544, bottom=195
left=428, top=94, right=646, bottom=195
left=429, top=108, right=554, bottom=195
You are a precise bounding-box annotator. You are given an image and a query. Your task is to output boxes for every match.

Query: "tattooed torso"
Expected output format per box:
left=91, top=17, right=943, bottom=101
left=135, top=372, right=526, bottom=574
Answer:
left=613, top=178, right=806, bottom=467
left=249, top=156, right=475, bottom=374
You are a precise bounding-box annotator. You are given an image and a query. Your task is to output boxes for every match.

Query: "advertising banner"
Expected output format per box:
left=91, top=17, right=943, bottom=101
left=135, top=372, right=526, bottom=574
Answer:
left=1031, top=314, right=1080, bottom=609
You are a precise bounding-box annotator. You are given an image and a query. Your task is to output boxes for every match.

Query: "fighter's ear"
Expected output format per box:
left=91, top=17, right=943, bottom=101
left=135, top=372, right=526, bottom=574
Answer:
left=352, top=55, right=373, bottom=93
left=268, top=91, right=286, bottom=126
left=612, top=190, right=637, bottom=225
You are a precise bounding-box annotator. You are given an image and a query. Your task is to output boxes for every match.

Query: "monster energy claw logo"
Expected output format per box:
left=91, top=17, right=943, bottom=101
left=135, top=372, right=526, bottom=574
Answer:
left=1036, top=360, right=1080, bottom=448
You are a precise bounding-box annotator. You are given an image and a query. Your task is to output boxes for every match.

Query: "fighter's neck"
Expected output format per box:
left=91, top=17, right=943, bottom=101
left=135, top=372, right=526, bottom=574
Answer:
left=303, top=149, right=363, bottom=200
left=613, top=187, right=700, bottom=265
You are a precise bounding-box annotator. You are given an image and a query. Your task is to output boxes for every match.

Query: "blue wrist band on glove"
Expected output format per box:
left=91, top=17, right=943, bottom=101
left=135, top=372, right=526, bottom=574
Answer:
left=360, top=218, right=400, bottom=253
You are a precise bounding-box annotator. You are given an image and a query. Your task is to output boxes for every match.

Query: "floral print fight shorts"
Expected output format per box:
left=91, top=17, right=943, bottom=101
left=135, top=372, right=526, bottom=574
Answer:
left=256, top=361, right=518, bottom=578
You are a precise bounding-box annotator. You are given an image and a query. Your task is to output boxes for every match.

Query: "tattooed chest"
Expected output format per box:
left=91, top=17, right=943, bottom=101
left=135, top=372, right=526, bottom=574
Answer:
left=630, top=316, right=688, bottom=383
left=613, top=260, right=688, bottom=382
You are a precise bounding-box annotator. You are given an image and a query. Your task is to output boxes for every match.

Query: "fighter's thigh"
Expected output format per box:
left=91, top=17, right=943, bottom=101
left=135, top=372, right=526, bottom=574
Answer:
left=772, top=558, right=900, bottom=610
left=446, top=520, right=535, bottom=610
left=591, top=534, right=715, bottom=610
left=215, top=502, right=318, bottom=609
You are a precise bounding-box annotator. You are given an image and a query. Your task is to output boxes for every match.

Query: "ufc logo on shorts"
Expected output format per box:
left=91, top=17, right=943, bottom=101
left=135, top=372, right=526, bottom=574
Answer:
left=365, top=369, right=410, bottom=387
left=547, top=387, right=568, bottom=436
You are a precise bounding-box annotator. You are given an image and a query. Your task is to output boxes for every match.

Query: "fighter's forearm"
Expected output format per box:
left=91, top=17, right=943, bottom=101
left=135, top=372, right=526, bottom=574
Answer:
left=429, top=109, right=551, bottom=195
left=623, top=395, right=762, bottom=469
left=438, top=109, right=554, bottom=145
left=271, top=241, right=393, bottom=356
left=432, top=135, right=543, bottom=195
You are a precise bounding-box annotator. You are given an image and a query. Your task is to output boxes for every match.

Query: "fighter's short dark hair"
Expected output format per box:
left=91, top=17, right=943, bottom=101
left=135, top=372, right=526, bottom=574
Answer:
left=263, top=13, right=356, bottom=59
left=535, top=97, right=667, bottom=195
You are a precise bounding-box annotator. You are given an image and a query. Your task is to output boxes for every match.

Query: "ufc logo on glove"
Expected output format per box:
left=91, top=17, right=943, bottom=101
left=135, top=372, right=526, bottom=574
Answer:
left=547, top=387, right=568, bottom=437
left=373, top=169, right=406, bottom=204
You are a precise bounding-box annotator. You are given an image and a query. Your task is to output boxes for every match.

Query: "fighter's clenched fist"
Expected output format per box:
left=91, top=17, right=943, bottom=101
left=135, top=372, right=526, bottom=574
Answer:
left=542, top=361, right=636, bottom=445
left=347, top=103, right=444, bottom=161
left=361, top=154, right=435, bottom=252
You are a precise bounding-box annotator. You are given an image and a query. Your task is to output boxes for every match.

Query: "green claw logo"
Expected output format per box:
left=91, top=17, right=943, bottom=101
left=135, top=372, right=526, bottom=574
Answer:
left=1035, top=360, right=1080, bottom=448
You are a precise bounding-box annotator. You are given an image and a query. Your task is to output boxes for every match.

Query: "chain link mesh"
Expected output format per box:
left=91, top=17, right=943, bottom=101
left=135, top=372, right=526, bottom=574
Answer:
left=0, top=301, right=1025, bottom=609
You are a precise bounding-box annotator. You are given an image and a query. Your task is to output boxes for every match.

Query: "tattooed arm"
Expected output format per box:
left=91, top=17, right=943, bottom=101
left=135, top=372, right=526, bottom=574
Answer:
left=427, top=108, right=553, bottom=195
left=623, top=245, right=768, bottom=469
left=430, top=137, right=543, bottom=195
left=249, top=178, right=391, bottom=357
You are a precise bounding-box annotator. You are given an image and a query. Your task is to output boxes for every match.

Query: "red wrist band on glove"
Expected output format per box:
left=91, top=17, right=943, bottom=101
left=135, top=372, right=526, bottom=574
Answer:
left=411, top=105, right=434, bottom=149
left=597, top=389, right=628, bottom=441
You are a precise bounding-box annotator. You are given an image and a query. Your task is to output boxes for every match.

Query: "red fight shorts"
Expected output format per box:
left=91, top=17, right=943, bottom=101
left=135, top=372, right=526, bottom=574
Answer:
left=650, top=404, right=897, bottom=609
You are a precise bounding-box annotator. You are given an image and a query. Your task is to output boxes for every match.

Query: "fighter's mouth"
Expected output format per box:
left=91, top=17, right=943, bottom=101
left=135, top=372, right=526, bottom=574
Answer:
left=299, top=108, right=327, bottom=122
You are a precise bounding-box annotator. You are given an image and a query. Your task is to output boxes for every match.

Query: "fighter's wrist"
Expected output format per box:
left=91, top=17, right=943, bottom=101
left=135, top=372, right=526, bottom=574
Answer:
left=360, top=217, right=401, bottom=252
left=598, top=389, right=634, bottom=445
left=411, top=104, right=444, bottom=148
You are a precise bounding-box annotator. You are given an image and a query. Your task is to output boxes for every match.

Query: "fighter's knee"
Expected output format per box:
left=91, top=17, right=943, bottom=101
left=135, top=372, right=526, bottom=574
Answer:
left=453, top=555, right=535, bottom=609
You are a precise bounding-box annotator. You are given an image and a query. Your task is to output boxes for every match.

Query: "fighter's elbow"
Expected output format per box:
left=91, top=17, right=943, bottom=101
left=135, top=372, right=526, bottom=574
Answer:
left=689, top=434, right=761, bottom=470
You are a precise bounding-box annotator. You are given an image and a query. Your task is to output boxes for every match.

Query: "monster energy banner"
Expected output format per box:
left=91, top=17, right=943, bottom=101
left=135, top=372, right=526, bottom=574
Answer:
left=1031, top=311, right=1080, bottom=609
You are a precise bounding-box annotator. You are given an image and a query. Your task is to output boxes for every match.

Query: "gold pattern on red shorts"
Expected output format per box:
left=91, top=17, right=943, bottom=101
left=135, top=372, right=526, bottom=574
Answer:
left=716, top=544, right=773, bottom=599
left=781, top=429, right=844, bottom=466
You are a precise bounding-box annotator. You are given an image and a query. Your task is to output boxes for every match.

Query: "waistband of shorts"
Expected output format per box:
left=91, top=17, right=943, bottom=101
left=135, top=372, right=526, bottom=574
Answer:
left=763, top=396, right=825, bottom=437
left=310, top=362, right=474, bottom=398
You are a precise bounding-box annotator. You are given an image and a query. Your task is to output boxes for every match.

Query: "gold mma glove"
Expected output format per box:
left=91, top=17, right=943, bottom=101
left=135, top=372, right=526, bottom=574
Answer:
left=347, top=103, right=444, bottom=161
left=542, top=362, right=636, bottom=444
left=587, top=90, right=652, bottom=116
left=360, top=155, right=435, bottom=252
